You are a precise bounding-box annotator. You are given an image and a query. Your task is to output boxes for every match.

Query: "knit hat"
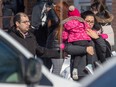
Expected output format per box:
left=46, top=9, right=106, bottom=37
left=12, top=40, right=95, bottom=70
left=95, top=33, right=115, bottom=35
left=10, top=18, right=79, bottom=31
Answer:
left=68, top=5, right=80, bottom=17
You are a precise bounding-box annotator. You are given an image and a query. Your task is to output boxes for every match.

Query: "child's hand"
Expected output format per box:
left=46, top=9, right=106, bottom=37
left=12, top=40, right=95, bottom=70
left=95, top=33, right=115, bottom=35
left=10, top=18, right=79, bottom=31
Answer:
left=100, top=34, right=108, bottom=39
left=86, top=29, right=99, bottom=39
left=60, top=43, right=65, bottom=50
left=86, top=46, right=94, bottom=55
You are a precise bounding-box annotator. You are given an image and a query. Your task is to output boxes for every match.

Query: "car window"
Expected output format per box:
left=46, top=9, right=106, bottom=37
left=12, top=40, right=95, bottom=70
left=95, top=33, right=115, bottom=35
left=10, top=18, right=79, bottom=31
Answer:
left=0, top=37, right=25, bottom=83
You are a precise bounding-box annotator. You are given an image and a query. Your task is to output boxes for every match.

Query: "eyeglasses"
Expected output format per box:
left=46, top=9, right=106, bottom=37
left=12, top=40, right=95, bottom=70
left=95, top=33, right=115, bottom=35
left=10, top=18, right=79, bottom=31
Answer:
left=85, top=20, right=94, bottom=24
left=20, top=21, right=30, bottom=24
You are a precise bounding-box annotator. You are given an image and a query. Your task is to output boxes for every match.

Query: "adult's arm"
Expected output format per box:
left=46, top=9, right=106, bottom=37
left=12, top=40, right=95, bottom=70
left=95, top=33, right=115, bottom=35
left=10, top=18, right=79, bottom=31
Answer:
left=93, top=37, right=107, bottom=63
left=36, top=44, right=60, bottom=58
left=86, top=29, right=106, bottom=52
left=93, top=37, right=106, bottom=52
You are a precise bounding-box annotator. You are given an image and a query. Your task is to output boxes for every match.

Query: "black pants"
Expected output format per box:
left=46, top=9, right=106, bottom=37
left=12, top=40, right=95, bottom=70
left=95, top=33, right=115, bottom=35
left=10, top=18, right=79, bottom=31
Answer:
left=72, top=40, right=93, bottom=68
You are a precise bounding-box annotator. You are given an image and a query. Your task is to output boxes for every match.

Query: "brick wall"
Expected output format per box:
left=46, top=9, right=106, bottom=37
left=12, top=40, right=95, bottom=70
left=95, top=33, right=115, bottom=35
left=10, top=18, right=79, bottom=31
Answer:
left=24, top=0, right=37, bottom=15
left=112, top=0, right=116, bottom=50
left=54, top=0, right=73, bottom=5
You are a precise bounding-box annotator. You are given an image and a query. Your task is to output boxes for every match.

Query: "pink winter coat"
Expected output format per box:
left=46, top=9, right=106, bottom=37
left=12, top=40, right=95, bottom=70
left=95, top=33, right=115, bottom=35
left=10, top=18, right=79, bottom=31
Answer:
left=62, top=19, right=91, bottom=43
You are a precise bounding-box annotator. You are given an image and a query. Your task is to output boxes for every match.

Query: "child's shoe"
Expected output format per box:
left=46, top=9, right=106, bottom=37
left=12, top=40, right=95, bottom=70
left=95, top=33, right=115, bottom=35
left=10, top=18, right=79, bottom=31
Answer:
left=72, top=68, right=78, bottom=80
left=85, top=64, right=94, bottom=75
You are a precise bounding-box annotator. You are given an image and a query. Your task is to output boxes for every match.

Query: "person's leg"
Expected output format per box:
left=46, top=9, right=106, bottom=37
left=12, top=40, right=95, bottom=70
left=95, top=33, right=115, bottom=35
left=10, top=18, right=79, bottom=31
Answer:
left=73, top=40, right=93, bottom=65
left=64, top=43, right=84, bottom=55
left=86, top=54, right=93, bottom=64
left=70, top=56, right=87, bottom=81
left=72, top=56, right=81, bottom=80
left=85, top=41, right=94, bottom=74
left=85, top=54, right=94, bottom=75
left=42, top=58, right=52, bottom=70
left=66, top=40, right=89, bottom=55
left=66, top=41, right=86, bottom=80
left=51, top=58, right=64, bottom=76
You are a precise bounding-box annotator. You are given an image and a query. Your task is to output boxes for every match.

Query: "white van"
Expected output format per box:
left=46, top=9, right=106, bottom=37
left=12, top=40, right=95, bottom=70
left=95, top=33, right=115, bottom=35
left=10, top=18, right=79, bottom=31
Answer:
left=0, top=29, right=80, bottom=87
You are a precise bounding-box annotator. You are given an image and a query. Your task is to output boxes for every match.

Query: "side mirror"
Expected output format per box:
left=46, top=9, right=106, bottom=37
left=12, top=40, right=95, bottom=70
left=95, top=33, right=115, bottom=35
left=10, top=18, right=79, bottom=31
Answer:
left=25, top=58, right=42, bottom=84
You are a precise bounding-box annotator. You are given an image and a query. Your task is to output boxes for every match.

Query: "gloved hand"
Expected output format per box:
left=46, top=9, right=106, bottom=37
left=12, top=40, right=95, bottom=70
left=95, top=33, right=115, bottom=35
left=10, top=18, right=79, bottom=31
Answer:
left=60, top=43, right=65, bottom=50
left=100, top=33, right=108, bottom=39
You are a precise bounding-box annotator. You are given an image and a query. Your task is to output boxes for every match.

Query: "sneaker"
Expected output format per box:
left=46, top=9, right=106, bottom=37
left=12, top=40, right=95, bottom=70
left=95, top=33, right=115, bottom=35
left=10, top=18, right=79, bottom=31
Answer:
left=85, top=64, right=94, bottom=75
left=72, top=68, right=78, bottom=80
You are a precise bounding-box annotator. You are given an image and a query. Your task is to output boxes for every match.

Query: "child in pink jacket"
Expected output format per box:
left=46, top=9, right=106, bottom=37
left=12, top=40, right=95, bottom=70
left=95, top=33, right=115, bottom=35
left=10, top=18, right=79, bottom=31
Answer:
left=62, top=6, right=94, bottom=80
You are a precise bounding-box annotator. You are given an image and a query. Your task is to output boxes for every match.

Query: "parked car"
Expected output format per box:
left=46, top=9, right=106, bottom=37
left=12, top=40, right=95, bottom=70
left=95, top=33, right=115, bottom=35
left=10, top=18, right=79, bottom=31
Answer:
left=80, top=56, right=116, bottom=87
left=0, top=29, right=80, bottom=87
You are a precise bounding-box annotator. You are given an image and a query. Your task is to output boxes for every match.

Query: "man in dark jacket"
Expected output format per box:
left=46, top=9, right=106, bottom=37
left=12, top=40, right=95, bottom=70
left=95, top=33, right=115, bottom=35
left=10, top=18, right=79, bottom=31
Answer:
left=31, top=0, right=60, bottom=69
left=8, top=12, right=60, bottom=58
left=31, top=0, right=52, bottom=29
left=31, top=0, right=54, bottom=47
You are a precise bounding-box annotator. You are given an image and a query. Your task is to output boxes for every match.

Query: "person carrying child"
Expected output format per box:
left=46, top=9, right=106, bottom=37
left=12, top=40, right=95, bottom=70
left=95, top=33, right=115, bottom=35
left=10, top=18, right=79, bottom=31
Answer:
left=62, top=6, right=94, bottom=80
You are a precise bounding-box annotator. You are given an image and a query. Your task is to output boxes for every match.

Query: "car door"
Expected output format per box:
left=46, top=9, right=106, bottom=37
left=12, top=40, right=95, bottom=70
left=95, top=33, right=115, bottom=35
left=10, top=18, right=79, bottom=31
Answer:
left=0, top=34, right=28, bottom=86
left=80, top=56, right=116, bottom=87
left=0, top=29, right=81, bottom=87
left=0, top=31, right=53, bottom=87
